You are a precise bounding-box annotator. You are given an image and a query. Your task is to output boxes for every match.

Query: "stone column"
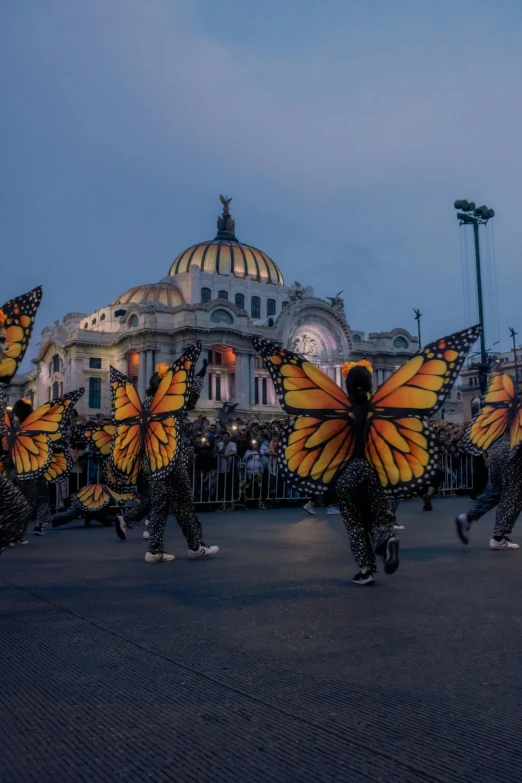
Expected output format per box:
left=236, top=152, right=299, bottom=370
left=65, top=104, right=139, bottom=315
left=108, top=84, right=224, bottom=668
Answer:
left=235, top=352, right=250, bottom=410
left=249, top=355, right=256, bottom=406
left=138, top=351, right=146, bottom=400
left=335, top=365, right=342, bottom=387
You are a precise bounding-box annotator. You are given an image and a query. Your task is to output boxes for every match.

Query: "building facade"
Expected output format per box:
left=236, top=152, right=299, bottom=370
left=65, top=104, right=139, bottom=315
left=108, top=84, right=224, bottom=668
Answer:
left=7, top=198, right=420, bottom=419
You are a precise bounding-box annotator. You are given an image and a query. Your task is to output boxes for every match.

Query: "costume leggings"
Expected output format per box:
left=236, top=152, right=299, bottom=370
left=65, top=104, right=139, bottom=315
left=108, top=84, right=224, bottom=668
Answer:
left=52, top=504, right=113, bottom=527
left=0, top=475, right=31, bottom=551
left=468, top=438, right=522, bottom=536
left=147, top=459, right=203, bottom=555
left=15, top=476, right=52, bottom=536
left=336, top=458, right=396, bottom=572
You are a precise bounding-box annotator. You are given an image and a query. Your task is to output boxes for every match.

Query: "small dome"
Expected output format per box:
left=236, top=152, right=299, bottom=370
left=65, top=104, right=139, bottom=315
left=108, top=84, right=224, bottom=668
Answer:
left=169, top=196, right=284, bottom=285
left=112, top=282, right=185, bottom=308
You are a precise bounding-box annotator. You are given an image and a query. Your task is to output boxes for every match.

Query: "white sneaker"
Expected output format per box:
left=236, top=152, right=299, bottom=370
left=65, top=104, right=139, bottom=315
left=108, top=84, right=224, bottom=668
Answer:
left=18, top=539, right=29, bottom=545
left=115, top=515, right=127, bottom=540
left=303, top=501, right=316, bottom=515
left=188, top=544, right=219, bottom=559
left=393, top=525, right=405, bottom=531
left=145, top=552, right=175, bottom=562
left=489, top=537, right=519, bottom=550
left=142, top=529, right=150, bottom=539
left=326, top=506, right=340, bottom=515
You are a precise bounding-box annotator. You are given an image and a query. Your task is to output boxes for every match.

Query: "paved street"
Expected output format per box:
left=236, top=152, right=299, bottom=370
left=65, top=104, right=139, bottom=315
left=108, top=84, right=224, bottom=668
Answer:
left=1, top=497, right=522, bottom=783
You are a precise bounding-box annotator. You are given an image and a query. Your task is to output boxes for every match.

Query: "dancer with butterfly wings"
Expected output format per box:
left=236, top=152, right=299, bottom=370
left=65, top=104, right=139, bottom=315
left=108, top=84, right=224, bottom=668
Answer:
left=253, top=325, right=481, bottom=585
left=456, top=372, right=522, bottom=550
left=109, top=344, right=218, bottom=562
left=0, top=288, right=44, bottom=551
left=2, top=389, right=85, bottom=542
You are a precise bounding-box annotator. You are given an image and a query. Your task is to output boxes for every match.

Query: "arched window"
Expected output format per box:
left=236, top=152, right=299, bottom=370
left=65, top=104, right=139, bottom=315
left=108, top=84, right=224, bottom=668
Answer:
left=128, top=314, right=139, bottom=328
left=267, top=298, right=276, bottom=317
left=84, top=323, right=88, bottom=329
left=201, top=287, right=212, bottom=303
left=353, top=333, right=362, bottom=342
left=100, top=313, right=106, bottom=322
left=235, top=293, right=245, bottom=309
left=52, top=354, right=60, bottom=373
left=393, top=336, right=408, bottom=349
left=52, top=381, right=60, bottom=398
left=251, top=296, right=261, bottom=319
left=92, top=318, right=97, bottom=326
left=218, top=290, right=228, bottom=300
left=210, top=309, right=234, bottom=325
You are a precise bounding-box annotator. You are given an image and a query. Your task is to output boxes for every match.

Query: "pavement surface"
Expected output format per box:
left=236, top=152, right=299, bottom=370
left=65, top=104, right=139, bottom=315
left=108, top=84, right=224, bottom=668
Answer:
left=1, top=497, right=522, bottom=783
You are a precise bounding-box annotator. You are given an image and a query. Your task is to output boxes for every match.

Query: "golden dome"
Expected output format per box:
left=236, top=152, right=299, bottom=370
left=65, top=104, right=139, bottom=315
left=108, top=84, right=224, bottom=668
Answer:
left=169, top=196, right=284, bottom=285
left=112, top=282, right=185, bottom=308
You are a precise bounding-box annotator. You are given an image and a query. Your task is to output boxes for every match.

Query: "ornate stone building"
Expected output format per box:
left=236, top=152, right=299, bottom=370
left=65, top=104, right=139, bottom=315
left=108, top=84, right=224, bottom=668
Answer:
left=6, top=197, right=419, bottom=418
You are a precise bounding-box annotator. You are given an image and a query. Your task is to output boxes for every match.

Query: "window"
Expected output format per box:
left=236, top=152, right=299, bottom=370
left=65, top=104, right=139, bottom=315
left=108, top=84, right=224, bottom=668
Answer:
left=201, top=287, right=212, bottom=303
left=47, top=387, right=51, bottom=401
left=207, top=349, right=213, bottom=364
left=128, top=314, right=139, bottom=328
left=282, top=301, right=289, bottom=309
left=262, top=377, right=267, bottom=405
left=267, top=317, right=274, bottom=327
left=254, top=377, right=259, bottom=405
left=251, top=296, right=261, bottom=319
left=208, top=372, right=213, bottom=400
left=214, top=351, right=222, bottom=365
left=89, top=357, right=102, bottom=369
left=59, top=382, right=63, bottom=396
left=393, top=336, right=408, bottom=349
left=255, top=356, right=263, bottom=369
left=48, top=362, right=52, bottom=377
left=92, top=318, right=97, bottom=326
left=210, top=309, right=233, bottom=324
left=89, top=377, right=101, bottom=409
left=84, top=323, right=88, bottom=329
left=468, top=378, right=473, bottom=386
left=218, top=290, right=228, bottom=300
left=215, top=376, right=221, bottom=402
left=267, top=298, right=276, bottom=317
left=52, top=354, right=60, bottom=373
left=100, top=313, right=106, bottom=322
left=235, top=293, right=245, bottom=309
left=353, top=334, right=362, bottom=342
left=52, top=381, right=60, bottom=398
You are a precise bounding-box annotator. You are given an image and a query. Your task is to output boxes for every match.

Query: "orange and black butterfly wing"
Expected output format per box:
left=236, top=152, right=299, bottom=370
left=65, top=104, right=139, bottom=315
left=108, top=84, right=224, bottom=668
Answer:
left=464, top=373, right=517, bottom=456
left=277, top=415, right=355, bottom=492
left=252, top=337, right=352, bottom=417
left=371, top=325, right=482, bottom=417
left=44, top=448, right=72, bottom=483
left=365, top=325, right=481, bottom=495
left=103, top=458, right=138, bottom=492
left=109, top=367, right=144, bottom=483
left=74, top=484, right=112, bottom=513
left=145, top=343, right=201, bottom=479
left=0, top=286, right=43, bottom=383
left=509, top=399, right=522, bottom=455
left=83, top=423, right=117, bottom=457
left=365, top=415, right=440, bottom=497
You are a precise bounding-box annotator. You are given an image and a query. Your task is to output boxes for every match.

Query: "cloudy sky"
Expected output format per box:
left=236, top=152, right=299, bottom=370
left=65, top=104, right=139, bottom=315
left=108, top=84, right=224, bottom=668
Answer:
left=2, top=0, right=521, bottom=363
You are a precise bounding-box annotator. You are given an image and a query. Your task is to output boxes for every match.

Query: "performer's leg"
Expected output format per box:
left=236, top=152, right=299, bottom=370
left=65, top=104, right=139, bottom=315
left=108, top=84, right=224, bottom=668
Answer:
left=0, top=476, right=31, bottom=552
left=491, top=456, right=522, bottom=548
left=456, top=438, right=507, bottom=545
left=13, top=478, right=38, bottom=542
left=145, top=479, right=173, bottom=561
left=337, top=460, right=377, bottom=577
left=34, top=478, right=52, bottom=535
left=52, top=505, right=80, bottom=527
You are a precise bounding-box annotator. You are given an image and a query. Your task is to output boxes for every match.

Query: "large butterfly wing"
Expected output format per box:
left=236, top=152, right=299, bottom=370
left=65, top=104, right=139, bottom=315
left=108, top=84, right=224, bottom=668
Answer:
left=277, top=415, right=355, bottom=492
left=0, top=286, right=43, bottom=383
left=74, top=484, right=112, bottom=513
left=371, top=325, right=481, bottom=417
left=366, top=325, right=480, bottom=495
left=252, top=337, right=352, bottom=416
left=103, top=456, right=139, bottom=491
left=145, top=343, right=201, bottom=479
left=44, top=448, right=72, bottom=483
left=464, top=373, right=516, bottom=455
left=109, top=367, right=144, bottom=483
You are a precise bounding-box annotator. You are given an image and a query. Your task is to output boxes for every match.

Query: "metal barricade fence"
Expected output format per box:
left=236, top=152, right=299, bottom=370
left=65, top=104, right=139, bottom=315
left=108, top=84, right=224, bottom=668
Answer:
left=83, top=452, right=475, bottom=512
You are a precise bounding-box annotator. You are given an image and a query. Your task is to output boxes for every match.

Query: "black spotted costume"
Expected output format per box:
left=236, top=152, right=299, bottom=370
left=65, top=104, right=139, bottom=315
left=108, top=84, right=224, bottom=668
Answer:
left=0, top=474, right=31, bottom=552
left=466, top=436, right=522, bottom=537
left=13, top=475, right=52, bottom=537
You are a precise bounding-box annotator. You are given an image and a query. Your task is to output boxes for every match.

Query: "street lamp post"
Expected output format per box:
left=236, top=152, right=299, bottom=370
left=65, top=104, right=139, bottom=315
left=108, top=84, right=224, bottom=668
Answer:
left=413, top=308, right=422, bottom=348
left=454, top=200, right=495, bottom=395
left=509, top=327, right=519, bottom=393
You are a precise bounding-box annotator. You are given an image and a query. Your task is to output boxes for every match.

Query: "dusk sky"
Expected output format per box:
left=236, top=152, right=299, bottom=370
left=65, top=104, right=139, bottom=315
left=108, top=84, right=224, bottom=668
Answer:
left=2, top=0, right=521, bottom=366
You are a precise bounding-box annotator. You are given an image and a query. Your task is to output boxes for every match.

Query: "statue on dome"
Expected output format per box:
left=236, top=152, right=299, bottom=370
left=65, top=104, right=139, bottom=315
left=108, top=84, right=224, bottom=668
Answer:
left=217, top=194, right=235, bottom=236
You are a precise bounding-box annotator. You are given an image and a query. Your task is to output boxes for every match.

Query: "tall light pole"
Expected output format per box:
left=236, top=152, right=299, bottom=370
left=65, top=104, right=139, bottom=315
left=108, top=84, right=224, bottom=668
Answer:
left=454, top=200, right=495, bottom=395
left=509, top=327, right=519, bottom=393
left=413, top=308, right=422, bottom=348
